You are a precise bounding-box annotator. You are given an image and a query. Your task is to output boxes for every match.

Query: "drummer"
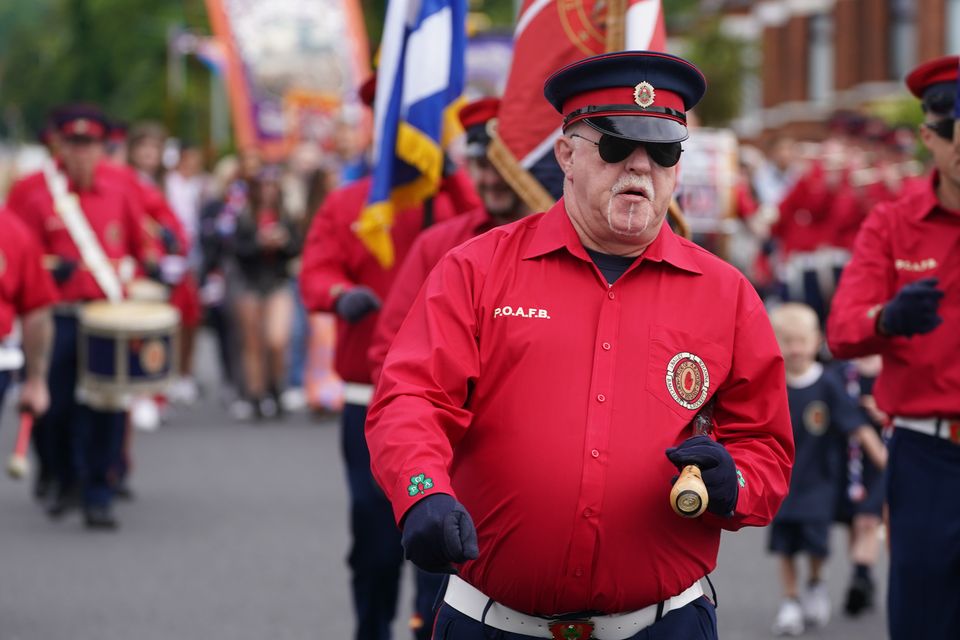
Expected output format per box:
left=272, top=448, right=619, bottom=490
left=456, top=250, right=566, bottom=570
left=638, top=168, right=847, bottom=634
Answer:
left=5, top=104, right=161, bottom=530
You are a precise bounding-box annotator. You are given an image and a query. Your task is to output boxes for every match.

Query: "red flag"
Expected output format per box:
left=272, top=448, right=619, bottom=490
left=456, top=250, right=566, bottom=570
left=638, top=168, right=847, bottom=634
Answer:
left=490, top=0, right=666, bottom=209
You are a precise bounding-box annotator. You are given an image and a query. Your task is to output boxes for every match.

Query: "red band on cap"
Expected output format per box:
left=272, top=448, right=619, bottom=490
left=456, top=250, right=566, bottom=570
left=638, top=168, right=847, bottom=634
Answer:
left=459, top=97, right=500, bottom=130
left=61, top=118, right=106, bottom=140
left=562, top=86, right=685, bottom=117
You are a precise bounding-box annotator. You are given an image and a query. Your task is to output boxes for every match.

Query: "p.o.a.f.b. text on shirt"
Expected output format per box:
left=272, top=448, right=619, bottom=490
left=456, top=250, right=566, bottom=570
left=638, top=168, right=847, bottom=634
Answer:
left=492, top=305, right=552, bottom=320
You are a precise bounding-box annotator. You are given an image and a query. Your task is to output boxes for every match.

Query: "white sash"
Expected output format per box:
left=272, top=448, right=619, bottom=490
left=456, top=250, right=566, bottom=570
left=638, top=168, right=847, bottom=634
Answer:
left=42, top=161, right=124, bottom=303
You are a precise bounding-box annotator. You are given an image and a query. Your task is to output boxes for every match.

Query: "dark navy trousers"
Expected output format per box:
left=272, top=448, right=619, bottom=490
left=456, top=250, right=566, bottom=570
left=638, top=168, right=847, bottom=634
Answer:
left=342, top=402, right=445, bottom=640
left=886, top=429, right=960, bottom=639
left=431, top=596, right=718, bottom=640
left=36, top=314, right=125, bottom=508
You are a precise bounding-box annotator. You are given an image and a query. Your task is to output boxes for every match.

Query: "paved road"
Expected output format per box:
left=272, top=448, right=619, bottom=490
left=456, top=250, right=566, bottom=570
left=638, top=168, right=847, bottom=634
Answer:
left=0, top=338, right=888, bottom=640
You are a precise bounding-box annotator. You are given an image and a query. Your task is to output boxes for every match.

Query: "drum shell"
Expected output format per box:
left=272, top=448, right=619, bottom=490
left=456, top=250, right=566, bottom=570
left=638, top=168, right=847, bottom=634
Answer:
left=78, top=302, right=180, bottom=411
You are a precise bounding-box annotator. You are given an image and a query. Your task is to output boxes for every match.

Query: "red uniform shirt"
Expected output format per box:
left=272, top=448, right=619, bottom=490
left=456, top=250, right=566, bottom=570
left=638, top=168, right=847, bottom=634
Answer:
left=366, top=200, right=793, bottom=614
left=299, top=171, right=480, bottom=384
left=773, top=164, right=843, bottom=256
left=6, top=163, right=158, bottom=302
left=368, top=206, right=494, bottom=383
left=827, top=172, right=960, bottom=417
left=0, top=210, right=57, bottom=337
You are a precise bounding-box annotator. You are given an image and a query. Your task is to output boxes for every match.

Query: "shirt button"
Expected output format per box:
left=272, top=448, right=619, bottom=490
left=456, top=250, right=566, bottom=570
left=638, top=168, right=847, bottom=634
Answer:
left=602, top=342, right=611, bottom=350
left=607, top=291, right=615, bottom=299
left=583, top=508, right=592, bottom=517
left=574, top=568, right=583, bottom=577
left=596, top=394, right=606, bottom=402
left=591, top=449, right=600, bottom=458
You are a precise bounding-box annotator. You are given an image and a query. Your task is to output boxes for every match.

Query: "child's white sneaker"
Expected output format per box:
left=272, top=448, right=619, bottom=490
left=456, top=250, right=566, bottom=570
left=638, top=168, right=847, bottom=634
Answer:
left=772, top=599, right=805, bottom=636
left=802, top=581, right=831, bottom=628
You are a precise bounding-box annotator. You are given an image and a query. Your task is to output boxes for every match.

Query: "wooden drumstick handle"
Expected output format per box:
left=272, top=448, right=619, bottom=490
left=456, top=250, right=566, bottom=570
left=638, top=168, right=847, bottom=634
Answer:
left=670, top=464, right=709, bottom=518
left=6, top=413, right=34, bottom=480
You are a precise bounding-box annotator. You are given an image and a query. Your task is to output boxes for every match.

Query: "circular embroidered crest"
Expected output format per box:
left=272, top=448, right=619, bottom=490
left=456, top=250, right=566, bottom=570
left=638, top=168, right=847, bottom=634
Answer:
left=803, top=401, right=829, bottom=436
left=634, top=81, right=656, bottom=108
left=139, top=339, right=167, bottom=375
left=665, top=352, right=710, bottom=410
left=557, top=0, right=607, bottom=56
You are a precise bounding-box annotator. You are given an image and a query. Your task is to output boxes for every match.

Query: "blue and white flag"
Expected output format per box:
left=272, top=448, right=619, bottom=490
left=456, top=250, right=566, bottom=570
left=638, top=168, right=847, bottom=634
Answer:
left=357, top=0, right=467, bottom=268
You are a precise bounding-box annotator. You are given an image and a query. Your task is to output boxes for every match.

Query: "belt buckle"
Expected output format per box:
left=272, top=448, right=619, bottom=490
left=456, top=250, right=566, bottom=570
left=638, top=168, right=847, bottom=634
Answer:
left=549, top=620, right=594, bottom=640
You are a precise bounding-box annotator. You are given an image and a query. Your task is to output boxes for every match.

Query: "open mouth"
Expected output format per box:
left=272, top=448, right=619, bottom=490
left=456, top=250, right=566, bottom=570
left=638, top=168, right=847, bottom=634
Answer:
left=616, top=186, right=650, bottom=200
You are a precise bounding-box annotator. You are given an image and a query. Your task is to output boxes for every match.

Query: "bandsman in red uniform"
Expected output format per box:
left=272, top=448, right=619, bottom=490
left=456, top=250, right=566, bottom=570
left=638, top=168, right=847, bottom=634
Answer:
left=368, top=97, right=529, bottom=382
left=366, top=52, right=793, bottom=640
left=0, top=211, right=57, bottom=460
left=5, top=104, right=160, bottom=530
left=298, top=76, right=480, bottom=639
left=826, top=55, right=960, bottom=640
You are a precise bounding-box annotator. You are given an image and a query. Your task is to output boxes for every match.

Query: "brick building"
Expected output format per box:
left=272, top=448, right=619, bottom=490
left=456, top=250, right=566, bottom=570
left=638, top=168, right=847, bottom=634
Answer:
left=714, top=0, right=960, bottom=138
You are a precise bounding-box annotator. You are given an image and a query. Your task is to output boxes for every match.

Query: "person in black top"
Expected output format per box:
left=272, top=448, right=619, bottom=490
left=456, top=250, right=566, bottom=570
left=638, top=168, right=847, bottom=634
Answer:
left=231, top=165, right=302, bottom=419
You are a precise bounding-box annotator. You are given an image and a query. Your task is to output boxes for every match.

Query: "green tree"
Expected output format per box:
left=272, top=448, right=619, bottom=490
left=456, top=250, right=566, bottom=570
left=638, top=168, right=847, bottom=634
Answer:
left=681, top=16, right=751, bottom=127
left=0, top=0, right=211, bottom=143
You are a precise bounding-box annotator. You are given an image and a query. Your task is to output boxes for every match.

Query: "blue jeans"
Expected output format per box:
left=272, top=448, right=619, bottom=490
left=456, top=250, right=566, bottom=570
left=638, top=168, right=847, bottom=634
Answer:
left=431, top=596, right=718, bottom=640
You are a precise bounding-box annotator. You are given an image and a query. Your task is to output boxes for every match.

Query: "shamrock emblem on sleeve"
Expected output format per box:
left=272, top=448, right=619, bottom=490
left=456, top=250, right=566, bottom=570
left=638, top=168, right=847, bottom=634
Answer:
left=407, top=473, right=434, bottom=497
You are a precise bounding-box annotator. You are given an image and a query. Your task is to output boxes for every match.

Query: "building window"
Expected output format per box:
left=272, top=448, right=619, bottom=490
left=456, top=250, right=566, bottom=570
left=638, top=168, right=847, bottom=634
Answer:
left=949, top=0, right=960, bottom=53
left=808, top=13, right=833, bottom=104
left=889, top=0, right=917, bottom=78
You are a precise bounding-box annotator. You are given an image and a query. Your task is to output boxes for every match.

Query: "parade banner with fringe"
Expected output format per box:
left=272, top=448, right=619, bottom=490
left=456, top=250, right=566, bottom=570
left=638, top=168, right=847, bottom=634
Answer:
left=490, top=0, right=666, bottom=213
left=203, top=0, right=370, bottom=159
left=357, top=0, right=468, bottom=268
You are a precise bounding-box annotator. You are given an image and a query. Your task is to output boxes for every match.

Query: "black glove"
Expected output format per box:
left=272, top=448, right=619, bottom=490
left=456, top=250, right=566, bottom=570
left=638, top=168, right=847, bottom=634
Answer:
left=401, top=493, right=479, bottom=573
left=879, top=277, right=944, bottom=337
left=159, top=226, right=181, bottom=255
left=51, top=259, right=78, bottom=285
left=665, top=435, right=739, bottom=517
left=335, top=286, right=381, bottom=323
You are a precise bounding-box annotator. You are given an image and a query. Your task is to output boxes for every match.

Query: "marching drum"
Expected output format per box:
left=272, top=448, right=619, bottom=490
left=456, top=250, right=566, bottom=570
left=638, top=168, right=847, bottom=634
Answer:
left=126, top=277, right=170, bottom=303
left=78, top=301, right=180, bottom=411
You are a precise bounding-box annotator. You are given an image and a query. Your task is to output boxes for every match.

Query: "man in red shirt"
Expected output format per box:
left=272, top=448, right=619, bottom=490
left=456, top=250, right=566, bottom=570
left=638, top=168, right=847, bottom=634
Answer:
left=0, top=210, right=56, bottom=445
left=826, top=55, right=960, bottom=640
left=366, top=51, right=793, bottom=640
left=298, top=79, right=480, bottom=639
left=368, top=97, right=529, bottom=381
left=6, top=105, right=159, bottom=530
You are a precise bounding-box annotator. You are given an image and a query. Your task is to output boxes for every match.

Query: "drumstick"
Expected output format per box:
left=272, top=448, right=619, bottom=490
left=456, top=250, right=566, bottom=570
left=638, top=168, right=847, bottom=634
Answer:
left=6, top=413, right=34, bottom=480
left=670, top=399, right=715, bottom=518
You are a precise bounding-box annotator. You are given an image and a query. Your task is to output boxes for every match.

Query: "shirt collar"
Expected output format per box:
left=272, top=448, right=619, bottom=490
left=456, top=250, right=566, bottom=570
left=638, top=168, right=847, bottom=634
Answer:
left=913, top=171, right=960, bottom=221
left=522, top=198, right=702, bottom=275
left=911, top=171, right=942, bottom=220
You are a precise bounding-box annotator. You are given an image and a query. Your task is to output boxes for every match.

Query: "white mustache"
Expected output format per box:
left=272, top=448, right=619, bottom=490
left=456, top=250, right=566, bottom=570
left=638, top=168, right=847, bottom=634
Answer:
left=611, top=175, right=655, bottom=201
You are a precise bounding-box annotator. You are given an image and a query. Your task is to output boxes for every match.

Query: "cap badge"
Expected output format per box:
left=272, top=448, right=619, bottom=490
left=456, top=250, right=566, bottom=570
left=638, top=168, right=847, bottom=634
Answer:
left=634, top=81, right=656, bottom=109
left=74, top=119, right=90, bottom=134
left=666, top=352, right=709, bottom=410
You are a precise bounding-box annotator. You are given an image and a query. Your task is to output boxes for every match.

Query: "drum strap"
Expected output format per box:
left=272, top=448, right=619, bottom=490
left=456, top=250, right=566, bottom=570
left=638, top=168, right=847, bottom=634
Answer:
left=42, top=162, right=124, bottom=303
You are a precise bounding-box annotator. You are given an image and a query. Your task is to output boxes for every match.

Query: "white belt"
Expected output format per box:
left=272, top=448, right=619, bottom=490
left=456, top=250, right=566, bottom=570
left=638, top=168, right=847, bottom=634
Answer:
left=343, top=383, right=374, bottom=406
left=894, top=417, right=960, bottom=444
left=444, top=575, right=704, bottom=640
left=0, top=345, right=24, bottom=371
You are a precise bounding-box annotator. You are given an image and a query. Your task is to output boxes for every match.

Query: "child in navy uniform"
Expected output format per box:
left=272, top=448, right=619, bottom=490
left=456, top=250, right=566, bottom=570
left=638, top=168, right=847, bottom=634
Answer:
left=768, top=303, right=887, bottom=636
left=834, top=355, right=889, bottom=617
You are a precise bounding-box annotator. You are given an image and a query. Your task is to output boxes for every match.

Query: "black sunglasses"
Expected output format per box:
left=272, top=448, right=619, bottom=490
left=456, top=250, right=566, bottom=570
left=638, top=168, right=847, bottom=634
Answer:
left=924, top=118, right=955, bottom=141
left=569, top=133, right=683, bottom=167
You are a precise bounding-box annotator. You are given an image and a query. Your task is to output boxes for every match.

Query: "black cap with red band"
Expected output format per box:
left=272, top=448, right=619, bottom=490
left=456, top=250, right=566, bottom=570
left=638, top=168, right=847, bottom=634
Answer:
left=50, top=104, right=110, bottom=142
left=543, top=51, right=707, bottom=144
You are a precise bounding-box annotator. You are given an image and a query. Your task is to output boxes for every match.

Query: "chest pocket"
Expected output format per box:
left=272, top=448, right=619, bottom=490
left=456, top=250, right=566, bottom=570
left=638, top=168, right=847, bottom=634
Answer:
left=645, top=325, right=732, bottom=421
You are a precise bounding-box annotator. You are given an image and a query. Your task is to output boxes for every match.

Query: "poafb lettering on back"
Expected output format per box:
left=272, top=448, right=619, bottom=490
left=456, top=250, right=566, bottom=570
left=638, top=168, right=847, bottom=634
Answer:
left=493, top=305, right=552, bottom=320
